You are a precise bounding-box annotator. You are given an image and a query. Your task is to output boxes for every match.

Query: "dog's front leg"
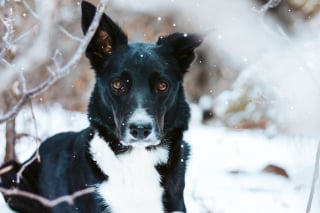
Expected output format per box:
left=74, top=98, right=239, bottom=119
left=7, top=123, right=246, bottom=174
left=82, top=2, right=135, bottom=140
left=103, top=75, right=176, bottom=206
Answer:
left=160, top=140, right=190, bottom=212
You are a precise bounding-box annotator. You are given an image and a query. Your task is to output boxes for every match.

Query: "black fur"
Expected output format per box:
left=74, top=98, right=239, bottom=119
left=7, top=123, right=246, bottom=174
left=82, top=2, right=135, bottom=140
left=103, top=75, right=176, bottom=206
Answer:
left=0, top=1, right=202, bottom=212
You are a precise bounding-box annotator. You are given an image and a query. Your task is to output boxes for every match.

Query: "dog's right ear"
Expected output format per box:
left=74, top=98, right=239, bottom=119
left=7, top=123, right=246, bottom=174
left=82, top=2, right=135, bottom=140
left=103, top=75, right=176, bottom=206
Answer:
left=156, top=33, right=202, bottom=75
left=81, top=1, right=128, bottom=68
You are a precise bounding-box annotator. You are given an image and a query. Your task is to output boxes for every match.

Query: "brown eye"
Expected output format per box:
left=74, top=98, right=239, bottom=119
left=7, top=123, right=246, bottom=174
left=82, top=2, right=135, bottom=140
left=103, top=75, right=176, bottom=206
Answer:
left=111, top=79, right=124, bottom=91
left=156, top=81, right=168, bottom=92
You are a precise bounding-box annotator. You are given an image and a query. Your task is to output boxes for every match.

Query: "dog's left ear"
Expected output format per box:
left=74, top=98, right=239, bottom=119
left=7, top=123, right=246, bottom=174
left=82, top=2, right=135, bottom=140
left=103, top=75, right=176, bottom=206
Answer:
left=156, top=33, right=202, bottom=74
left=81, top=1, right=128, bottom=68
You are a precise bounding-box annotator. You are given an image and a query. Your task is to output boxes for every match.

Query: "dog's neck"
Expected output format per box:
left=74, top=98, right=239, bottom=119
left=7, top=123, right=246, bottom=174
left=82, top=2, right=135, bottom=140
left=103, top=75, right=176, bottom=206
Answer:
left=89, top=133, right=169, bottom=213
left=90, top=121, right=130, bottom=155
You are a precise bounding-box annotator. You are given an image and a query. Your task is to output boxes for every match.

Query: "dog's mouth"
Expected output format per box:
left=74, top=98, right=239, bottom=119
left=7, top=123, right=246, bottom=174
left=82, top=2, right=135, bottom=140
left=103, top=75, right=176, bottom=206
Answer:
left=119, top=139, right=161, bottom=148
left=117, top=127, right=162, bottom=148
left=119, top=124, right=162, bottom=148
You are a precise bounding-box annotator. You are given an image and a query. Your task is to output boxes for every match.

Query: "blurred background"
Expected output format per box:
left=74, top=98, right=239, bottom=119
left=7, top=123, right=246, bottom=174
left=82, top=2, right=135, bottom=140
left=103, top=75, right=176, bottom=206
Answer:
left=0, top=0, right=320, bottom=212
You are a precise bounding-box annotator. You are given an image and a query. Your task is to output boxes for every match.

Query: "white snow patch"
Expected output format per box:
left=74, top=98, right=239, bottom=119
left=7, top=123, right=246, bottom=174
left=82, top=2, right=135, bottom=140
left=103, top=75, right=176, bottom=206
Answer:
left=0, top=104, right=89, bottom=162
left=184, top=107, right=320, bottom=213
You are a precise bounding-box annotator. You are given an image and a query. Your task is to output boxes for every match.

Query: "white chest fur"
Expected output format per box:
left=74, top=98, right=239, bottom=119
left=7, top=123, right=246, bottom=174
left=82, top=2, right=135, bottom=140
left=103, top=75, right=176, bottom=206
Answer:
left=90, top=135, right=169, bottom=213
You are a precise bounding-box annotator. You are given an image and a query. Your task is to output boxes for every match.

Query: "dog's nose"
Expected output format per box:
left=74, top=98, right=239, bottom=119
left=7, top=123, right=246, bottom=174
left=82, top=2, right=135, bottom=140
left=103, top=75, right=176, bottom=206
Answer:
left=129, top=123, right=152, bottom=140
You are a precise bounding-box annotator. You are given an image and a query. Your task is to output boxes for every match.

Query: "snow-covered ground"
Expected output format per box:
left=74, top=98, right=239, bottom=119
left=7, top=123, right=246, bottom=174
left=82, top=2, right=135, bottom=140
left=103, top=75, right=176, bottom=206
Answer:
left=0, top=105, right=319, bottom=213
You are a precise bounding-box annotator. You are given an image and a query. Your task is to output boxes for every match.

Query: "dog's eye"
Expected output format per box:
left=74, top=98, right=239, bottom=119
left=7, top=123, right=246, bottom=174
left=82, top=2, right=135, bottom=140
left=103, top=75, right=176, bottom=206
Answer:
left=111, top=79, right=125, bottom=92
left=156, top=80, right=169, bottom=92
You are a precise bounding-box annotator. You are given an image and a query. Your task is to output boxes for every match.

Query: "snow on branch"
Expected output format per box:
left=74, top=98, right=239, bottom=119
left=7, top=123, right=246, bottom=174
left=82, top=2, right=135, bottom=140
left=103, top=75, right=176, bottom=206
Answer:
left=0, top=8, right=14, bottom=66
left=254, top=0, right=282, bottom=14
left=0, top=151, right=95, bottom=208
left=0, top=0, right=108, bottom=209
left=59, top=26, right=82, bottom=42
left=306, top=141, right=320, bottom=213
left=0, top=187, right=95, bottom=207
left=0, top=0, right=108, bottom=124
left=22, top=0, right=40, bottom=20
left=16, top=100, right=40, bottom=184
left=0, top=1, right=56, bottom=91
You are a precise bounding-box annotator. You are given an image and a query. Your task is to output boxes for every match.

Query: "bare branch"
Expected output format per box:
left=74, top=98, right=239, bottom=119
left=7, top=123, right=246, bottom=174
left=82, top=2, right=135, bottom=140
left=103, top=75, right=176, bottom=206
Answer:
left=16, top=154, right=39, bottom=184
left=15, top=133, right=39, bottom=141
left=59, top=25, right=82, bottom=42
left=306, top=141, right=320, bottom=213
left=4, top=117, right=16, bottom=162
left=253, top=0, right=282, bottom=14
left=0, top=1, right=108, bottom=210
left=0, top=1, right=57, bottom=92
left=0, top=0, right=108, bottom=124
left=3, top=90, right=18, bottom=162
left=52, top=49, right=63, bottom=70
left=22, top=0, right=40, bottom=20
left=0, top=57, right=12, bottom=66
left=0, top=165, right=14, bottom=176
left=13, top=25, right=38, bottom=45
left=0, top=187, right=95, bottom=207
left=0, top=9, right=14, bottom=60
left=19, top=69, right=27, bottom=94
left=16, top=100, right=40, bottom=184
left=0, top=95, right=28, bottom=123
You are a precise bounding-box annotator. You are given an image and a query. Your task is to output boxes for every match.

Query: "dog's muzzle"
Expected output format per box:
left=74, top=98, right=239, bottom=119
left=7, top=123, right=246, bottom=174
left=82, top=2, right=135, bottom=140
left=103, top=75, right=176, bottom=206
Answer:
left=120, top=108, right=161, bottom=147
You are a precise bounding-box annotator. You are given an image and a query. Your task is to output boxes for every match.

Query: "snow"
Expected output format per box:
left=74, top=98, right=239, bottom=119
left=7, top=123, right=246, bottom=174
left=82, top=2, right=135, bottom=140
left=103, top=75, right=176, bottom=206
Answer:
left=185, top=125, right=319, bottom=213
left=0, top=105, right=319, bottom=212
left=1, top=1, right=320, bottom=212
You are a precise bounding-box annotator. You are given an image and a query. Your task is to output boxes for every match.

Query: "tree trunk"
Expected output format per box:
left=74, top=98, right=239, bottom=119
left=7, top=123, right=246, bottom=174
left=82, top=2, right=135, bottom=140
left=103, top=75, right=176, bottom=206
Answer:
left=5, top=118, right=17, bottom=162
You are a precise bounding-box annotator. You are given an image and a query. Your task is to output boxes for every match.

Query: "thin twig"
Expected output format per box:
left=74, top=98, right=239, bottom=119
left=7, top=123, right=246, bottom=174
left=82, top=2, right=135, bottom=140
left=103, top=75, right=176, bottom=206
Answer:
left=16, top=154, right=38, bottom=184
left=253, top=0, right=282, bottom=14
left=0, top=0, right=108, bottom=124
left=0, top=165, right=14, bottom=176
left=16, top=99, right=41, bottom=184
left=51, top=49, right=62, bottom=70
left=0, top=11, right=14, bottom=58
left=15, top=133, right=39, bottom=141
left=19, top=68, right=27, bottom=93
left=13, top=25, right=38, bottom=44
left=59, top=25, right=82, bottom=42
left=0, top=57, right=12, bottom=66
left=22, top=0, right=40, bottom=20
left=306, top=141, right=320, bottom=213
left=0, top=187, right=95, bottom=207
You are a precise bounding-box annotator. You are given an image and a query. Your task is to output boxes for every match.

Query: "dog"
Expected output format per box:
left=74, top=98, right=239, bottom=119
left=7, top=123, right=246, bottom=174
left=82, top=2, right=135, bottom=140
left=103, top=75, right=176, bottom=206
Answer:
left=0, top=1, right=202, bottom=212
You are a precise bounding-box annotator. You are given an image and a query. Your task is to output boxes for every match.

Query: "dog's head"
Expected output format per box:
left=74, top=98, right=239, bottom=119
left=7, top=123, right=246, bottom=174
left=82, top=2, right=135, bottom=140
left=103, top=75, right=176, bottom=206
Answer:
left=82, top=2, right=202, bottom=148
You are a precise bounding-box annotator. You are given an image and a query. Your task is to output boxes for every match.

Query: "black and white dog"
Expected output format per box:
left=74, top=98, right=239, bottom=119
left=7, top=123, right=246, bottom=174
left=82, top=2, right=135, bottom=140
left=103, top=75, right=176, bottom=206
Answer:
left=0, top=1, right=202, bottom=212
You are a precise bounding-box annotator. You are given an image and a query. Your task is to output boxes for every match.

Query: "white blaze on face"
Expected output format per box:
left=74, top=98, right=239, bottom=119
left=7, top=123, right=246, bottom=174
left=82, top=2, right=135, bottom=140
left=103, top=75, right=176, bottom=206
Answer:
left=129, top=108, right=152, bottom=124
